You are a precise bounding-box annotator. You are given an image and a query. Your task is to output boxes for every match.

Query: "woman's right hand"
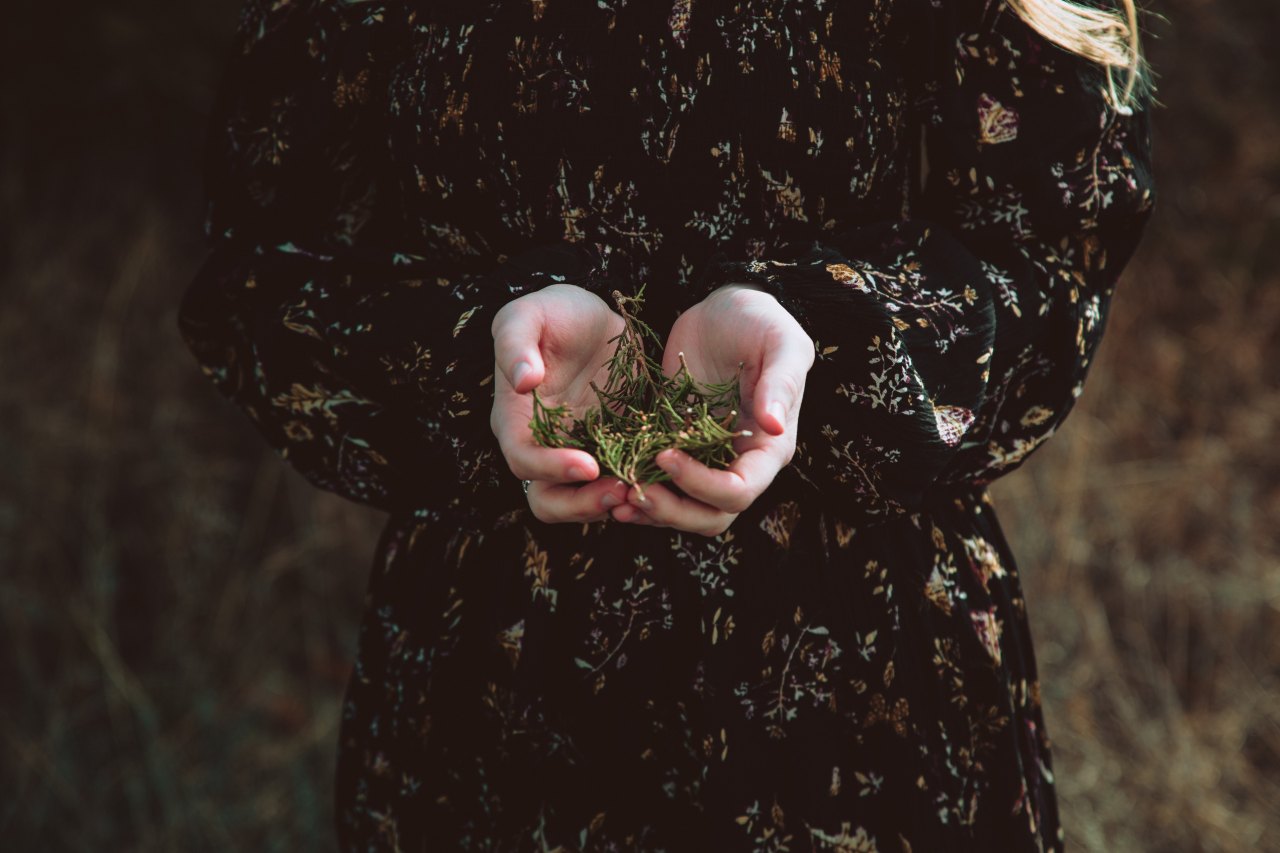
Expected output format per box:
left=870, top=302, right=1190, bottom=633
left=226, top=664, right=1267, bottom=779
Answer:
left=490, top=283, right=632, bottom=522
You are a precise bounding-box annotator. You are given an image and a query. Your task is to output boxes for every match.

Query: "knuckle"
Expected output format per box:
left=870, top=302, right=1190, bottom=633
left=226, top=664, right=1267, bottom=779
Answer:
left=700, top=517, right=734, bottom=538
left=776, top=370, right=803, bottom=403
left=491, top=302, right=514, bottom=336
left=781, top=441, right=798, bottom=466
left=722, top=487, right=754, bottom=514
left=494, top=296, right=540, bottom=339
left=528, top=498, right=558, bottom=525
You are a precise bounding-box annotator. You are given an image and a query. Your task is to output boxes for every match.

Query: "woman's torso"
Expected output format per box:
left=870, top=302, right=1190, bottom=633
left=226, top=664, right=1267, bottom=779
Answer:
left=333, top=2, right=1062, bottom=849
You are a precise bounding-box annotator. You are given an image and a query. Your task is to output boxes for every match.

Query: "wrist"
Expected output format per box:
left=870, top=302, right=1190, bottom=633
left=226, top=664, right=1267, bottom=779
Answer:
left=703, top=282, right=780, bottom=307
left=710, top=282, right=771, bottom=297
left=702, top=282, right=794, bottom=325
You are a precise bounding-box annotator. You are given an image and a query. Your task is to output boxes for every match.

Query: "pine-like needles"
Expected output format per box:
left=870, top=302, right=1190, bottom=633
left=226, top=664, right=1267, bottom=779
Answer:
left=528, top=285, right=751, bottom=498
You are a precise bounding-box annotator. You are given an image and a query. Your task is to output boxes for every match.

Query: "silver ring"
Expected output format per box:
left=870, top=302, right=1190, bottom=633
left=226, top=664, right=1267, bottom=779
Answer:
left=522, top=479, right=532, bottom=495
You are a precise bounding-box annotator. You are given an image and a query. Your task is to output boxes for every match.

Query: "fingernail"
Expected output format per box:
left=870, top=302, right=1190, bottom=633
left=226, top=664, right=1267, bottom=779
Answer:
left=512, top=360, right=532, bottom=387
left=767, top=401, right=785, bottom=425
left=657, top=450, right=681, bottom=472
left=601, top=493, right=621, bottom=509
left=567, top=465, right=591, bottom=481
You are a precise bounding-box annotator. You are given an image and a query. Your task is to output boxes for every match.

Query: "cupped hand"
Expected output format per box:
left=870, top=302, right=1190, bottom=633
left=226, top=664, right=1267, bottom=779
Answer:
left=490, top=283, right=632, bottom=522
left=609, top=283, right=816, bottom=537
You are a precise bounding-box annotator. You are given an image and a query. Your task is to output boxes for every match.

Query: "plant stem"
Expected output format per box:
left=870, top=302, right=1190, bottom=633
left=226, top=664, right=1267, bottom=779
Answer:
left=527, top=286, right=750, bottom=494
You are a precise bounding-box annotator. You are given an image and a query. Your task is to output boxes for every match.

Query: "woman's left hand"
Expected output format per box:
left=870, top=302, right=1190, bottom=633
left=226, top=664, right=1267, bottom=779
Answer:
left=609, top=283, right=816, bottom=536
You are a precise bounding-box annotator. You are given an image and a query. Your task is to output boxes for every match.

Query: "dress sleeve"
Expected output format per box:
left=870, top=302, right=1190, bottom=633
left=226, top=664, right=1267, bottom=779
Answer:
left=177, top=1, right=617, bottom=518
left=686, top=0, right=1156, bottom=521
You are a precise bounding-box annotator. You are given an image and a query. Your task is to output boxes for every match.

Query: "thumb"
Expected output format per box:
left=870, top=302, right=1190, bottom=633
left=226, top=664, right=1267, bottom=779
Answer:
left=493, top=302, right=547, bottom=393
left=752, top=333, right=812, bottom=436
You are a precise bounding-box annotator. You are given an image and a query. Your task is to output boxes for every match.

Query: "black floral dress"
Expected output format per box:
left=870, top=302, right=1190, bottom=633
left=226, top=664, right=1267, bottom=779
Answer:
left=178, top=0, right=1155, bottom=849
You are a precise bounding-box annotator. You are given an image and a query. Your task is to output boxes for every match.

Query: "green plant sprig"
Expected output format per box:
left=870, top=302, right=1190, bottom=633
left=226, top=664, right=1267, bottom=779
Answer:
left=528, top=284, right=752, bottom=498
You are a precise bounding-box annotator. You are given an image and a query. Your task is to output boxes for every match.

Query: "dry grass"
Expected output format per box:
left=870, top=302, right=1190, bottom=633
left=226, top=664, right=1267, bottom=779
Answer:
left=1, top=0, right=1276, bottom=850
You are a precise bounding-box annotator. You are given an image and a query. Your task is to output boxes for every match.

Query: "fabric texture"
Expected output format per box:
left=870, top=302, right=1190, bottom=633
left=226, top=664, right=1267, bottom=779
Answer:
left=178, top=0, right=1156, bottom=849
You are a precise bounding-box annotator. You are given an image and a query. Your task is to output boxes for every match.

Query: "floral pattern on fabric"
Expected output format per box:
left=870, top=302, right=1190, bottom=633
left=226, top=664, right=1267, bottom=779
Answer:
left=178, top=0, right=1155, bottom=850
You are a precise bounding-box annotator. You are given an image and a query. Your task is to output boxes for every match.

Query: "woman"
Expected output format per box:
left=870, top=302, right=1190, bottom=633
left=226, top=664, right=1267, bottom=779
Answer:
left=178, top=0, right=1155, bottom=849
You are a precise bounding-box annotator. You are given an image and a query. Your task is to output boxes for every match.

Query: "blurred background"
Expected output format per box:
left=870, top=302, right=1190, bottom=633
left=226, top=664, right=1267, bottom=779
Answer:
left=1, top=0, right=1276, bottom=849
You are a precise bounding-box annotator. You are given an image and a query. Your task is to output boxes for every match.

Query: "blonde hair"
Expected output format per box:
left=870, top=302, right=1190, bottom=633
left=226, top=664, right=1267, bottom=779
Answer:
left=1006, top=0, right=1154, bottom=114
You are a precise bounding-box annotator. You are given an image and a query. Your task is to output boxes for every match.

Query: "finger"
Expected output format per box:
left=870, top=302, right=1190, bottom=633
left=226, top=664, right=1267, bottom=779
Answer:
left=610, top=503, right=661, bottom=525
left=501, top=432, right=602, bottom=484
left=752, top=332, right=814, bottom=436
left=491, top=390, right=601, bottom=483
left=529, top=477, right=631, bottom=524
left=652, top=447, right=783, bottom=514
left=625, top=482, right=735, bottom=537
left=492, top=301, right=546, bottom=393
